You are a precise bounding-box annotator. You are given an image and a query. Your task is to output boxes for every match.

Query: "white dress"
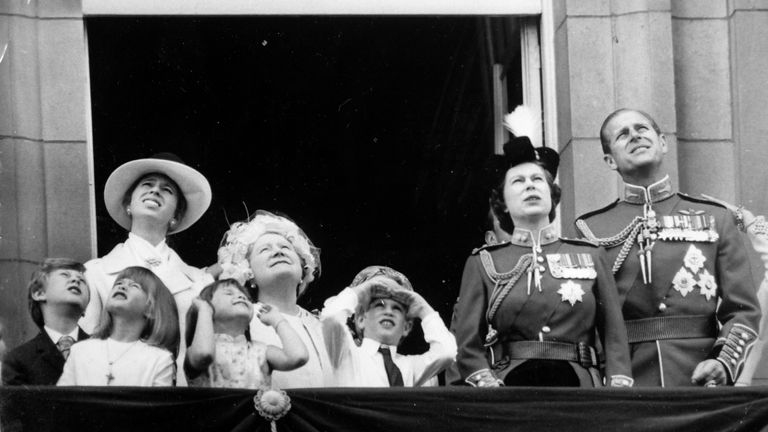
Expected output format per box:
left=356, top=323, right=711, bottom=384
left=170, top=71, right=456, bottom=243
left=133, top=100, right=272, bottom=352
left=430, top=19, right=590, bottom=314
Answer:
left=57, top=338, right=175, bottom=386
left=81, top=233, right=213, bottom=385
left=249, top=307, right=334, bottom=388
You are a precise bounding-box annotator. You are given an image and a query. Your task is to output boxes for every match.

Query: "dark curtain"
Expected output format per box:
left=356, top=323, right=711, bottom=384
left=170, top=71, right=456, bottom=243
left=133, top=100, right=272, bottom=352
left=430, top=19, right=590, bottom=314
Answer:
left=3, top=386, right=768, bottom=432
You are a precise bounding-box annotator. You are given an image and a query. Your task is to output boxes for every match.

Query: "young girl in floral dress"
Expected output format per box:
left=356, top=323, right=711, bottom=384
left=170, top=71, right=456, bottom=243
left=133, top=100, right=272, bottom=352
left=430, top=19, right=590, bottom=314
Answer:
left=184, top=279, right=308, bottom=388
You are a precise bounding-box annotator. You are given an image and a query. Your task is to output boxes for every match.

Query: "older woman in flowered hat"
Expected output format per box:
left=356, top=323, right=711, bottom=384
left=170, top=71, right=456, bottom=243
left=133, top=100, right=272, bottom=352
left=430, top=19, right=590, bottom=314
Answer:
left=452, top=110, right=633, bottom=388
left=217, top=211, right=332, bottom=388
left=80, top=154, right=215, bottom=383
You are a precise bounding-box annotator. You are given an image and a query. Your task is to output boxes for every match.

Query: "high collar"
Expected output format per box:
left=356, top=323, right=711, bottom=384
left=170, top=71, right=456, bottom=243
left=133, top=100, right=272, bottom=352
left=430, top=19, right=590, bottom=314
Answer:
left=623, top=175, right=674, bottom=205
left=127, top=232, right=169, bottom=256
left=509, top=221, right=559, bottom=247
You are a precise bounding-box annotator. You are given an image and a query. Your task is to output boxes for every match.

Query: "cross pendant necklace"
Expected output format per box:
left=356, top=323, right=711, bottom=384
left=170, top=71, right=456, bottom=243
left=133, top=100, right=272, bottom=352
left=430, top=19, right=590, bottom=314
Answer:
left=105, top=339, right=140, bottom=386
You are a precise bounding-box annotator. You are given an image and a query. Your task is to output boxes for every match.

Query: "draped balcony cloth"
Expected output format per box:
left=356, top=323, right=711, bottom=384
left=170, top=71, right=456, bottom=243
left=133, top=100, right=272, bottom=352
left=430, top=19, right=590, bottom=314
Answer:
left=2, top=386, right=768, bottom=432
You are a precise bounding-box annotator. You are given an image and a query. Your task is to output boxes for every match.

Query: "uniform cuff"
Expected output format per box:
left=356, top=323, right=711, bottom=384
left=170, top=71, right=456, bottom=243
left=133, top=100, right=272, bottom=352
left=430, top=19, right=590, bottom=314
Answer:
left=716, top=324, right=758, bottom=383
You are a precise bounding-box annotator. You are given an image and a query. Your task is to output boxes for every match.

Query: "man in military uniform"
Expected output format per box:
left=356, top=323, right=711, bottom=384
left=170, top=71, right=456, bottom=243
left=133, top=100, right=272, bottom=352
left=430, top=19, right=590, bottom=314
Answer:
left=576, top=108, right=761, bottom=387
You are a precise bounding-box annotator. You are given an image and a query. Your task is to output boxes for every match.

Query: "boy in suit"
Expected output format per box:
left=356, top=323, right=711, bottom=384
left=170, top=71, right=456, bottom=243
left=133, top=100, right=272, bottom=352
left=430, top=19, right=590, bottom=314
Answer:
left=2, top=258, right=90, bottom=385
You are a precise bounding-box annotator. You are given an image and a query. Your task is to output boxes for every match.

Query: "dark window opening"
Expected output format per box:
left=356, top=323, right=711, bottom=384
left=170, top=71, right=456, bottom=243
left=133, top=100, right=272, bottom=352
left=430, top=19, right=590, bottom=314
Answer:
left=87, top=16, right=524, bottom=353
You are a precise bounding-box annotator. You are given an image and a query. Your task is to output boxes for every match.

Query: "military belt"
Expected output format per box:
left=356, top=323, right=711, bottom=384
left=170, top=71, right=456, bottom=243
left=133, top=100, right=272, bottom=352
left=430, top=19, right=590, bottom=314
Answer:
left=625, top=315, right=716, bottom=343
left=500, top=340, right=598, bottom=369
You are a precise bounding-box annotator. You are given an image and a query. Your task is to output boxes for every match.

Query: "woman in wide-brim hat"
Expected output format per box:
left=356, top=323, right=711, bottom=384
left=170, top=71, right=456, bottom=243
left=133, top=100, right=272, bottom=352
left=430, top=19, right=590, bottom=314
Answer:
left=81, top=154, right=215, bottom=354
left=451, top=107, right=633, bottom=388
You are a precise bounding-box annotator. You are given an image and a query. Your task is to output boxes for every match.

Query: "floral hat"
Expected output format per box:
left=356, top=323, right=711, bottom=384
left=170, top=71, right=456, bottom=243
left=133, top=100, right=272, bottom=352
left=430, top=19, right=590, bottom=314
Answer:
left=217, top=210, right=320, bottom=296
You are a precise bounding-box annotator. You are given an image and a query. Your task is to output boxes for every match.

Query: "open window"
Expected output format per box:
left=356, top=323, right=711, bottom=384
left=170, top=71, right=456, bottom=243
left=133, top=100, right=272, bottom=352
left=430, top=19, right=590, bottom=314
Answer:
left=83, top=4, right=549, bottom=352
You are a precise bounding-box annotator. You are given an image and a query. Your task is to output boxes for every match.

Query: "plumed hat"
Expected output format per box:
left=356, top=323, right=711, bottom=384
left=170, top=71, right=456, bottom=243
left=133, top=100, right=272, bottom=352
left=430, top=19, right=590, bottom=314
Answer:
left=485, top=106, right=559, bottom=188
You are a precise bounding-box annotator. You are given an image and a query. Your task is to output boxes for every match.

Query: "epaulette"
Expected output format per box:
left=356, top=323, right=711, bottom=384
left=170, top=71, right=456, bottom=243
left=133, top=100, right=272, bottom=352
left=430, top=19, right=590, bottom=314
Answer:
left=559, top=237, right=599, bottom=248
left=677, top=192, right=727, bottom=209
left=575, top=198, right=621, bottom=221
left=471, top=240, right=510, bottom=255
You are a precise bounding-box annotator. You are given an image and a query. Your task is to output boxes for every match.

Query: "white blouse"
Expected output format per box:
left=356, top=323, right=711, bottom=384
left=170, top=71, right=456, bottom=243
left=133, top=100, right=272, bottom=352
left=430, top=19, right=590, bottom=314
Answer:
left=249, top=307, right=334, bottom=388
left=58, top=338, right=175, bottom=387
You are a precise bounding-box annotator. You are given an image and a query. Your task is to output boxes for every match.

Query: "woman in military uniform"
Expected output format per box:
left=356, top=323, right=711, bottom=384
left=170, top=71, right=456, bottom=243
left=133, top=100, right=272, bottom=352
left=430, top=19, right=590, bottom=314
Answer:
left=453, top=136, right=633, bottom=387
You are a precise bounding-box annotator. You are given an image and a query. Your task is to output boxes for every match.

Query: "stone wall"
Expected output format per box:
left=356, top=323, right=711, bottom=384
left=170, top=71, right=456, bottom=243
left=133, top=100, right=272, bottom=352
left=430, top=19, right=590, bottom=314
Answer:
left=0, top=0, right=90, bottom=348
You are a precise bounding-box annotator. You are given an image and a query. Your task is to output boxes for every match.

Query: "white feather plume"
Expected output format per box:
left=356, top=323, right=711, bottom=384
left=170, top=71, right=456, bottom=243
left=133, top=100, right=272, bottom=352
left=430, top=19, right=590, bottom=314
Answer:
left=503, top=105, right=542, bottom=147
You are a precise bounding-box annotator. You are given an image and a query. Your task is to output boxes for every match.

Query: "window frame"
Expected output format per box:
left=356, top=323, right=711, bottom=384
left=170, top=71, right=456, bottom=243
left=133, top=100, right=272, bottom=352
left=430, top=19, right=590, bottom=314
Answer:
left=81, top=0, right=558, bottom=250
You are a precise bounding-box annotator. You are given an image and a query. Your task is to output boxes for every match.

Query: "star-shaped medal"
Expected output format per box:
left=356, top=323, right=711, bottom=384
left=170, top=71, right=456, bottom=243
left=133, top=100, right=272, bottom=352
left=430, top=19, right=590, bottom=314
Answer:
left=558, top=280, right=584, bottom=306
left=672, top=267, right=696, bottom=297
left=697, top=269, right=718, bottom=301
left=683, top=245, right=706, bottom=274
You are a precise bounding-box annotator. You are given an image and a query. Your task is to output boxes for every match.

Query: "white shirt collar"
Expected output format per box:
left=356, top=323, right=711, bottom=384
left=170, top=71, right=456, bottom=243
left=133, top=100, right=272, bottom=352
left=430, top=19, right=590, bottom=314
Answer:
left=44, top=325, right=79, bottom=343
left=361, top=337, right=398, bottom=356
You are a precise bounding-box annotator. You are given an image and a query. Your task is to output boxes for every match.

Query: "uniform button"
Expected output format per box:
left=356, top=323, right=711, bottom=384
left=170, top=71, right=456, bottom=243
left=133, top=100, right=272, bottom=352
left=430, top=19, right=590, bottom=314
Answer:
left=731, top=359, right=737, bottom=365
left=658, top=303, right=667, bottom=312
left=537, top=256, right=544, bottom=263
left=739, top=340, right=746, bottom=346
left=545, top=233, right=554, bottom=240
left=542, top=326, right=551, bottom=333
left=539, top=266, right=546, bottom=272
left=741, top=332, right=749, bottom=339
left=737, top=346, right=743, bottom=353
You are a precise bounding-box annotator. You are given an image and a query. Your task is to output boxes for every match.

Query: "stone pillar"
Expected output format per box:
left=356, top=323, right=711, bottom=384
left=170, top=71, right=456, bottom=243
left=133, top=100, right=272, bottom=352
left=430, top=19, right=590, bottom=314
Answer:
left=729, top=2, right=768, bottom=218
left=0, top=0, right=90, bottom=348
left=672, top=1, right=735, bottom=200
left=554, top=0, right=679, bottom=235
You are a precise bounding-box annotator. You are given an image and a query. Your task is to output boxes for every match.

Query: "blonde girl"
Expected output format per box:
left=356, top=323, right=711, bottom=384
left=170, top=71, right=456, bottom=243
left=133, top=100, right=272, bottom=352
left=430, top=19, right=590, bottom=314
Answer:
left=58, top=266, right=179, bottom=386
left=184, top=279, right=308, bottom=388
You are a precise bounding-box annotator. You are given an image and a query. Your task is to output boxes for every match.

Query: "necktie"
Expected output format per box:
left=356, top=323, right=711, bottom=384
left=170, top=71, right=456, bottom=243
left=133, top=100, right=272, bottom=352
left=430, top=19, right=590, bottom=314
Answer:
left=378, top=345, right=404, bottom=387
left=57, top=336, right=75, bottom=360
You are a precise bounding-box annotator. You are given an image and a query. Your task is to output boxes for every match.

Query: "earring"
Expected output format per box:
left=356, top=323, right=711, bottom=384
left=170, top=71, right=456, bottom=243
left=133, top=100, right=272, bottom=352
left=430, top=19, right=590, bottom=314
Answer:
left=170, top=219, right=176, bottom=226
left=126, top=207, right=132, bottom=215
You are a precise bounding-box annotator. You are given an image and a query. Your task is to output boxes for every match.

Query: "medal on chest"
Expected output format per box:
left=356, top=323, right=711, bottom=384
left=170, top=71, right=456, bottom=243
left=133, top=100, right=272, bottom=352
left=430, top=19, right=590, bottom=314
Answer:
left=657, top=210, right=719, bottom=243
left=557, top=280, right=585, bottom=306
left=671, top=244, right=718, bottom=301
left=546, top=253, right=597, bottom=279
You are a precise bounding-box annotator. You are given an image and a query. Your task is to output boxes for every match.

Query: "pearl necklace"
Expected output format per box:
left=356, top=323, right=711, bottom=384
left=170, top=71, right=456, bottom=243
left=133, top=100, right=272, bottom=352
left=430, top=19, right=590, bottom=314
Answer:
left=105, top=339, right=140, bottom=385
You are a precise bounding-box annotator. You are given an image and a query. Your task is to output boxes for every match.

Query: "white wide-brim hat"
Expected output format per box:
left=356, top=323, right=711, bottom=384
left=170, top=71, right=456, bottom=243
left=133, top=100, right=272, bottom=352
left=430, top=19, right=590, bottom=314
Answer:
left=104, top=153, right=212, bottom=234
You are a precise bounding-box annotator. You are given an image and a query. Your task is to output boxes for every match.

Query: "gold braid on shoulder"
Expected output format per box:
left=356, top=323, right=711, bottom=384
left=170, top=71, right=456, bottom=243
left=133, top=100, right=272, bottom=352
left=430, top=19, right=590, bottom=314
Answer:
left=576, top=216, right=643, bottom=274
left=478, top=251, right=535, bottom=346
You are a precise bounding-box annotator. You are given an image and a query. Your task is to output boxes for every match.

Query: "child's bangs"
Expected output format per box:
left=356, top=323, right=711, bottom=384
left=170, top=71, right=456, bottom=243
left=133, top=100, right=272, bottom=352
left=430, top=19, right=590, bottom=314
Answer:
left=115, top=266, right=157, bottom=294
left=205, top=278, right=252, bottom=302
